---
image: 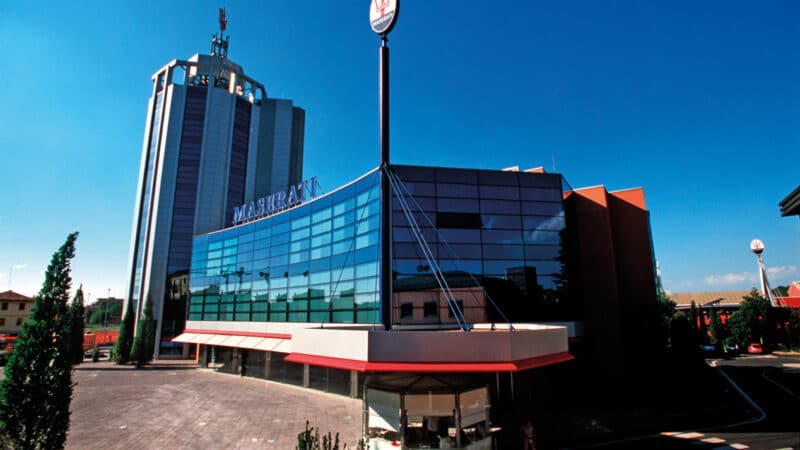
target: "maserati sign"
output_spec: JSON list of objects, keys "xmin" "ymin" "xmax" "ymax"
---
[
  {"xmin": 232, "ymin": 177, "xmax": 319, "ymax": 225},
  {"xmin": 370, "ymin": 0, "xmax": 398, "ymax": 35}
]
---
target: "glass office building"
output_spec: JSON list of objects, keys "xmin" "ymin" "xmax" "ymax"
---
[
  {"xmin": 126, "ymin": 37, "xmax": 306, "ymax": 357},
  {"xmin": 180, "ymin": 164, "xmax": 574, "ymax": 399},
  {"xmin": 188, "ymin": 165, "xmax": 568, "ymax": 329}
]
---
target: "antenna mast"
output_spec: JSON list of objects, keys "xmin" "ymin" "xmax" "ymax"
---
[{"xmin": 211, "ymin": 7, "xmax": 230, "ymax": 58}]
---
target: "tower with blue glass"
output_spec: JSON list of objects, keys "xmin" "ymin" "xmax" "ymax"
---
[{"xmin": 126, "ymin": 15, "xmax": 305, "ymax": 357}]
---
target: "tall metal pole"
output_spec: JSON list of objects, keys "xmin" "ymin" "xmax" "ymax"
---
[
  {"xmin": 379, "ymin": 35, "xmax": 392, "ymax": 330},
  {"xmin": 104, "ymin": 288, "xmax": 111, "ymax": 329}
]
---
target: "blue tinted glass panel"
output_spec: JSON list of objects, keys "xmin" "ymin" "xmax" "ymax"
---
[
  {"xmin": 480, "ymin": 185, "xmax": 520, "ymax": 200},
  {"xmin": 523, "ymin": 230, "xmax": 560, "ymax": 245},
  {"xmin": 520, "ymin": 202, "xmax": 563, "ymax": 216},
  {"xmin": 479, "ymin": 199, "xmax": 520, "ymax": 215},
  {"xmin": 437, "ymin": 198, "xmax": 479, "ymax": 213},
  {"xmin": 523, "ymin": 214, "xmax": 565, "ymax": 231},
  {"xmin": 483, "ymin": 244, "xmax": 524, "ymax": 260},
  {"xmin": 437, "ymin": 183, "xmax": 478, "ymax": 198},
  {"xmin": 482, "ymin": 215, "xmax": 522, "ymax": 230}
]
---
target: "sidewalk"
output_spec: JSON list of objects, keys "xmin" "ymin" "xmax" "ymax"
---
[{"xmin": 67, "ymin": 359, "xmax": 362, "ymax": 449}]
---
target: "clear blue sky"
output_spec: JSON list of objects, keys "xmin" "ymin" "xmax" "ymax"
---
[{"xmin": 1, "ymin": 1, "xmax": 798, "ymax": 302}]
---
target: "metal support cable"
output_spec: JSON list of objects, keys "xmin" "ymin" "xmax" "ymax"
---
[
  {"xmin": 385, "ymin": 167, "xmax": 469, "ymax": 329},
  {"xmin": 385, "ymin": 168, "xmax": 467, "ymax": 329},
  {"xmin": 389, "ymin": 169, "xmax": 514, "ymax": 329},
  {"xmin": 323, "ymin": 171, "xmax": 381, "ymax": 328}
]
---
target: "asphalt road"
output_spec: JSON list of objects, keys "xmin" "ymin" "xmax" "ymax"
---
[{"xmin": 568, "ymin": 354, "xmax": 800, "ymax": 450}]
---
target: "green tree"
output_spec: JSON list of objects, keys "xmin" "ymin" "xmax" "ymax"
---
[
  {"xmin": 66, "ymin": 286, "xmax": 86, "ymax": 365},
  {"xmin": 727, "ymin": 289, "xmax": 772, "ymax": 347},
  {"xmin": 688, "ymin": 301, "xmax": 701, "ymax": 346},
  {"xmin": 773, "ymin": 285, "xmax": 789, "ymax": 297},
  {"xmin": 669, "ymin": 310, "xmax": 695, "ymax": 355},
  {"xmin": 655, "ymin": 292, "xmax": 677, "ymax": 347},
  {"xmin": 112, "ymin": 299, "xmax": 136, "ymax": 364},
  {"xmin": 707, "ymin": 306, "xmax": 726, "ymax": 347},
  {"xmin": 87, "ymin": 301, "xmax": 122, "ymax": 326},
  {"xmin": 0, "ymin": 232, "xmax": 78, "ymax": 449},
  {"xmin": 782, "ymin": 308, "xmax": 800, "ymax": 350},
  {"xmin": 130, "ymin": 294, "xmax": 156, "ymax": 367}
]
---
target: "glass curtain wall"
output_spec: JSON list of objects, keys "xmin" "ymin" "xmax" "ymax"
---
[
  {"xmin": 189, "ymin": 169, "xmax": 382, "ymax": 324},
  {"xmin": 390, "ymin": 166, "xmax": 569, "ymax": 324}
]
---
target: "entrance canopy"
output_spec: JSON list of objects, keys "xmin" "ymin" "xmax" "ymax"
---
[{"xmin": 365, "ymin": 374, "xmax": 495, "ymax": 449}]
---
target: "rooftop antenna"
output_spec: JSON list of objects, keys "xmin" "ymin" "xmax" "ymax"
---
[{"xmin": 210, "ymin": 7, "xmax": 229, "ymax": 58}]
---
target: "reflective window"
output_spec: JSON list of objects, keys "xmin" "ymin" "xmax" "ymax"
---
[
  {"xmin": 437, "ymin": 183, "xmax": 478, "ymax": 198},
  {"xmin": 190, "ymin": 170, "xmax": 381, "ymax": 324},
  {"xmin": 392, "ymin": 165, "xmax": 567, "ymax": 324},
  {"xmin": 480, "ymin": 185, "xmax": 519, "ymax": 200}
]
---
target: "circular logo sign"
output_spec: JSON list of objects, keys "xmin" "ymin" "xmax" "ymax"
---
[
  {"xmin": 370, "ymin": 0, "xmax": 399, "ymax": 35},
  {"xmin": 750, "ymin": 238, "xmax": 765, "ymax": 254}
]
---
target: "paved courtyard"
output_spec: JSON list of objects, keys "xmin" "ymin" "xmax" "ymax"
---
[{"xmin": 67, "ymin": 359, "xmax": 362, "ymax": 450}]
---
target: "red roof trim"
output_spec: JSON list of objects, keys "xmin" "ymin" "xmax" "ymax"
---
[
  {"xmin": 776, "ymin": 297, "xmax": 800, "ymax": 308},
  {"xmin": 182, "ymin": 329, "xmax": 292, "ymax": 340},
  {"xmin": 284, "ymin": 352, "xmax": 574, "ymax": 373}
]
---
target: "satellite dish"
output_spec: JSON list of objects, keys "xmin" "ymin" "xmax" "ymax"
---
[{"xmin": 750, "ymin": 239, "xmax": 765, "ymax": 255}]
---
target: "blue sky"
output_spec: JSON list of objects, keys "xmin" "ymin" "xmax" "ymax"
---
[{"xmin": 1, "ymin": 1, "xmax": 798, "ymax": 302}]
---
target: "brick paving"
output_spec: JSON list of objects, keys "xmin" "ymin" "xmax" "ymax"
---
[{"xmin": 66, "ymin": 359, "xmax": 362, "ymax": 450}]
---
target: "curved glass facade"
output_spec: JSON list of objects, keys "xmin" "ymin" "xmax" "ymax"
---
[
  {"xmin": 189, "ymin": 168, "xmax": 382, "ymax": 324},
  {"xmin": 189, "ymin": 164, "xmax": 570, "ymax": 326}
]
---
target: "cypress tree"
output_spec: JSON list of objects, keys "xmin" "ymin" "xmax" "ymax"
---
[
  {"xmin": 67, "ymin": 286, "xmax": 86, "ymax": 365},
  {"xmin": 0, "ymin": 232, "xmax": 78, "ymax": 449},
  {"xmin": 130, "ymin": 294, "xmax": 156, "ymax": 367},
  {"xmin": 689, "ymin": 301, "xmax": 701, "ymax": 345},
  {"xmin": 112, "ymin": 299, "xmax": 135, "ymax": 364}
]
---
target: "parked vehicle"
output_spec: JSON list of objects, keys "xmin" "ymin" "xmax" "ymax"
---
[
  {"xmin": 0, "ymin": 336, "xmax": 15, "ymax": 365},
  {"xmin": 747, "ymin": 342, "xmax": 764, "ymax": 354},
  {"xmin": 701, "ymin": 344, "xmax": 720, "ymax": 356}
]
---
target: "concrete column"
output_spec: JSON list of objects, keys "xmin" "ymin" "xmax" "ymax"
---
[
  {"xmin": 303, "ymin": 364, "xmax": 310, "ymax": 387},
  {"xmin": 198, "ymin": 345, "xmax": 208, "ymax": 368},
  {"xmin": 350, "ymin": 370, "xmax": 359, "ymax": 398}
]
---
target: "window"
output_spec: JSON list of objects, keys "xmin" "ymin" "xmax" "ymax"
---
[
  {"xmin": 400, "ymin": 303, "xmax": 413, "ymax": 319},
  {"xmin": 0, "ymin": 318, "xmax": 5, "ymax": 326},
  {"xmin": 1, "ymin": 303, "xmax": 7, "ymax": 310},
  {"xmin": 447, "ymin": 300, "xmax": 465, "ymax": 318},
  {"xmin": 19, "ymin": 303, "xmax": 25, "ymax": 311},
  {"xmin": 436, "ymin": 212, "xmax": 483, "ymax": 229},
  {"xmin": 423, "ymin": 301, "xmax": 438, "ymax": 318},
  {"xmin": 16, "ymin": 318, "xmax": 23, "ymax": 326}
]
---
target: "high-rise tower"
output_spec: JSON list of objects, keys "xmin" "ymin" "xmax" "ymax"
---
[{"xmin": 127, "ymin": 17, "xmax": 305, "ymax": 357}]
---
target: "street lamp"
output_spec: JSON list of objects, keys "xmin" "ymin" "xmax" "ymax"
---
[{"xmin": 750, "ymin": 239, "xmax": 777, "ymax": 307}]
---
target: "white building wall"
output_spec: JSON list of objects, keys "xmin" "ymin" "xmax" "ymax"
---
[{"xmin": 145, "ymin": 85, "xmax": 186, "ymax": 356}]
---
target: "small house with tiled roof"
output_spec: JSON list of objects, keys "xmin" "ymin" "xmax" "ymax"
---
[
  {"xmin": 0, "ymin": 290, "xmax": 35, "ymax": 335},
  {"xmin": 670, "ymin": 290, "xmax": 751, "ymax": 309}
]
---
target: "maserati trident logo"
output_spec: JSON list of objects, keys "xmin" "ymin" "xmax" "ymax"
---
[{"xmin": 370, "ymin": 0, "xmax": 398, "ymax": 35}]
